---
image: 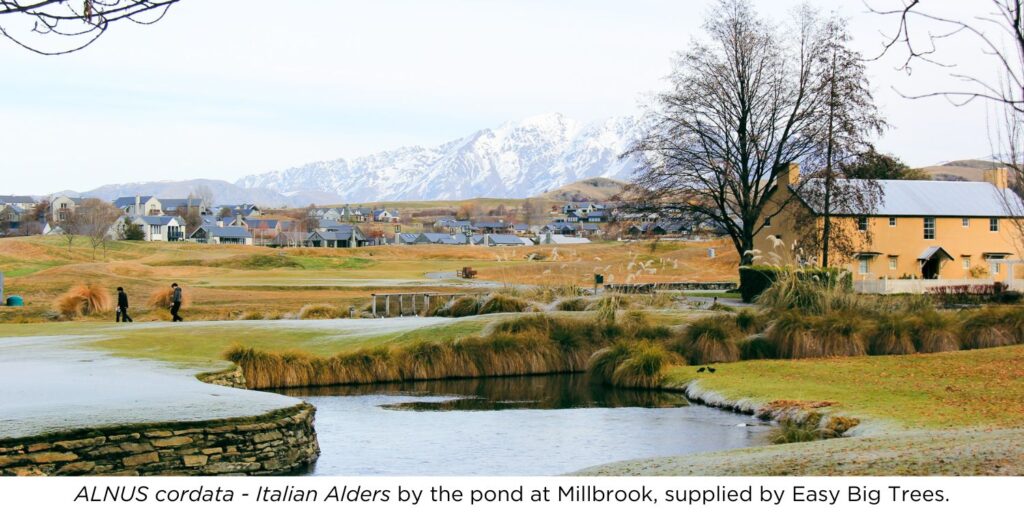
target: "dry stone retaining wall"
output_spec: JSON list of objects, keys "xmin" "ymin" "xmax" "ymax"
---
[{"xmin": 0, "ymin": 404, "xmax": 318, "ymax": 476}]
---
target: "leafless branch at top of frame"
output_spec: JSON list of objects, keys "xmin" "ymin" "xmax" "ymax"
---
[{"xmin": 0, "ymin": 0, "xmax": 180, "ymax": 55}]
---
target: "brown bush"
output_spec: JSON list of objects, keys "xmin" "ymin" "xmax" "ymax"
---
[{"xmin": 148, "ymin": 287, "xmax": 190, "ymax": 309}]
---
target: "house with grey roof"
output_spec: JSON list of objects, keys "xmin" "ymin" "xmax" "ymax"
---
[
  {"xmin": 305, "ymin": 225, "xmax": 368, "ymax": 248},
  {"xmin": 189, "ymin": 225, "xmax": 253, "ymax": 245},
  {"xmin": 131, "ymin": 215, "xmax": 187, "ymax": 242}
]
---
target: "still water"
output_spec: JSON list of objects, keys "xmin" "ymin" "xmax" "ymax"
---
[{"xmin": 278, "ymin": 373, "xmax": 771, "ymax": 476}]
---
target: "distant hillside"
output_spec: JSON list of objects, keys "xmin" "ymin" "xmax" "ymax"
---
[
  {"xmin": 541, "ymin": 177, "xmax": 627, "ymax": 202},
  {"xmin": 919, "ymin": 159, "xmax": 1002, "ymax": 182}
]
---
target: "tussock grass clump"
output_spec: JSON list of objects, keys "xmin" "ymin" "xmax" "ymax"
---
[
  {"xmin": 960, "ymin": 309, "xmax": 1014, "ymax": 350},
  {"xmin": 591, "ymin": 294, "xmax": 625, "ymax": 325},
  {"xmin": 766, "ymin": 312, "xmax": 820, "ymax": 359},
  {"xmin": 239, "ymin": 310, "xmax": 265, "ymax": 321},
  {"xmin": 148, "ymin": 287, "xmax": 189, "ymax": 309},
  {"xmin": 620, "ymin": 311, "xmax": 673, "ymax": 341},
  {"xmin": 734, "ymin": 309, "xmax": 768, "ymax": 334},
  {"xmin": 610, "ymin": 342, "xmax": 681, "ymax": 388},
  {"xmin": 587, "ymin": 341, "xmax": 634, "ymax": 384},
  {"xmin": 737, "ymin": 334, "xmax": 777, "ymax": 360},
  {"xmin": 478, "ymin": 294, "xmax": 532, "ymax": 315},
  {"xmin": 556, "ymin": 297, "xmax": 590, "ymax": 312},
  {"xmin": 678, "ymin": 315, "xmax": 740, "ymax": 365},
  {"xmin": 770, "ymin": 419, "xmax": 825, "ymax": 444},
  {"xmin": 707, "ymin": 302, "xmax": 736, "ymax": 312},
  {"xmin": 812, "ymin": 315, "xmax": 867, "ymax": 357},
  {"xmin": 55, "ymin": 283, "xmax": 112, "ymax": 318},
  {"xmin": 910, "ymin": 311, "xmax": 960, "ymax": 353},
  {"xmin": 869, "ymin": 314, "xmax": 917, "ymax": 356},
  {"xmin": 996, "ymin": 308, "xmax": 1024, "ymax": 345},
  {"xmin": 227, "ymin": 314, "xmax": 616, "ymax": 389},
  {"xmin": 435, "ymin": 296, "xmax": 481, "ymax": 317},
  {"xmin": 299, "ymin": 303, "xmax": 341, "ymax": 319}
]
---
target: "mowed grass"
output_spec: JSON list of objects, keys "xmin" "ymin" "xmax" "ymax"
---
[{"xmin": 665, "ymin": 345, "xmax": 1024, "ymax": 429}]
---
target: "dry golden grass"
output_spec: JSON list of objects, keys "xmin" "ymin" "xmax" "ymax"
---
[
  {"xmin": 54, "ymin": 284, "xmax": 112, "ymax": 318},
  {"xmin": 147, "ymin": 286, "xmax": 190, "ymax": 309}
]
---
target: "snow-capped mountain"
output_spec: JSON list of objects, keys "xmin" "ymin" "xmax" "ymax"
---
[{"xmin": 236, "ymin": 113, "xmax": 644, "ymax": 202}]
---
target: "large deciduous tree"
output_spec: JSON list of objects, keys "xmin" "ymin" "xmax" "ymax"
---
[{"xmin": 627, "ymin": 0, "xmax": 883, "ymax": 265}]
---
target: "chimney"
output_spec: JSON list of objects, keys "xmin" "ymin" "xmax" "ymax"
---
[
  {"xmin": 484, "ymin": 233, "xmax": 491, "ymax": 246},
  {"xmin": 134, "ymin": 195, "xmax": 141, "ymax": 215},
  {"xmin": 777, "ymin": 163, "xmax": 800, "ymax": 189},
  {"xmin": 984, "ymin": 167, "xmax": 1009, "ymax": 189}
]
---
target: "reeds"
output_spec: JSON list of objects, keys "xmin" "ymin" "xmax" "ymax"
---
[
  {"xmin": 812, "ymin": 315, "xmax": 868, "ymax": 357},
  {"xmin": 736, "ymin": 334, "xmax": 777, "ymax": 360},
  {"xmin": 55, "ymin": 283, "xmax": 112, "ymax": 318},
  {"xmin": 734, "ymin": 309, "xmax": 768, "ymax": 334}
]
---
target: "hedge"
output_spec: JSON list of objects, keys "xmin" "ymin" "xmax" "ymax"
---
[{"xmin": 739, "ymin": 265, "xmax": 852, "ymax": 303}]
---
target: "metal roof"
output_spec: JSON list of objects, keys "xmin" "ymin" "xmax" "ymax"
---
[
  {"xmin": 207, "ymin": 226, "xmax": 251, "ymax": 238},
  {"xmin": 135, "ymin": 215, "xmax": 181, "ymax": 226},
  {"xmin": 917, "ymin": 246, "xmax": 953, "ymax": 261},
  {"xmin": 794, "ymin": 179, "xmax": 1024, "ymax": 217}
]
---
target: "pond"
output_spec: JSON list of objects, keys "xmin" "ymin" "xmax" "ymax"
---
[{"xmin": 277, "ymin": 373, "xmax": 771, "ymax": 476}]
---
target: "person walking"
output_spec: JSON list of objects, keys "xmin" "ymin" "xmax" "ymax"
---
[
  {"xmin": 170, "ymin": 283, "xmax": 184, "ymax": 322},
  {"xmin": 116, "ymin": 287, "xmax": 133, "ymax": 323}
]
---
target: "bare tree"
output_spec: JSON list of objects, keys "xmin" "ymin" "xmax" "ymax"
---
[
  {"xmin": 873, "ymin": 1, "xmax": 1024, "ymax": 249},
  {"xmin": 58, "ymin": 205, "xmax": 83, "ymax": 253},
  {"xmin": 626, "ymin": 0, "xmax": 829, "ymax": 264},
  {"xmin": 192, "ymin": 184, "xmax": 215, "ymax": 213},
  {"xmin": 797, "ymin": 14, "xmax": 886, "ymax": 267},
  {"xmin": 79, "ymin": 198, "xmax": 122, "ymax": 259},
  {"xmin": 0, "ymin": 1, "xmax": 179, "ymax": 55},
  {"xmin": 521, "ymin": 198, "xmax": 547, "ymax": 225}
]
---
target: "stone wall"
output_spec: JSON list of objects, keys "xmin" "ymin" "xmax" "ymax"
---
[
  {"xmin": 196, "ymin": 365, "xmax": 248, "ymax": 389},
  {"xmin": 0, "ymin": 404, "xmax": 318, "ymax": 476}
]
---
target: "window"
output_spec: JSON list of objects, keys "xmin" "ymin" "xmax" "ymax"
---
[
  {"xmin": 962, "ymin": 218, "xmax": 970, "ymax": 228},
  {"xmin": 858, "ymin": 257, "xmax": 871, "ymax": 275},
  {"xmin": 989, "ymin": 255, "xmax": 1005, "ymax": 276},
  {"xmin": 150, "ymin": 225, "xmax": 161, "ymax": 236},
  {"xmin": 888, "ymin": 256, "xmax": 898, "ymax": 270},
  {"xmin": 857, "ymin": 217, "xmax": 868, "ymax": 231},
  {"xmin": 763, "ymin": 216, "xmax": 772, "ymax": 227},
  {"xmin": 923, "ymin": 217, "xmax": 935, "ymax": 240},
  {"xmin": 889, "ymin": 217, "xmax": 897, "ymax": 227},
  {"xmin": 991, "ymin": 218, "xmax": 1000, "ymax": 232},
  {"xmin": 963, "ymin": 256, "xmax": 971, "ymax": 270}
]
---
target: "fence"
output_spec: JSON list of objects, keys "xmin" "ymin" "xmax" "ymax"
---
[{"xmin": 854, "ymin": 278, "xmax": 1024, "ymax": 295}]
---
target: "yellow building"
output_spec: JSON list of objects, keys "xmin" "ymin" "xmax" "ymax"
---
[{"xmin": 755, "ymin": 164, "xmax": 1023, "ymax": 281}]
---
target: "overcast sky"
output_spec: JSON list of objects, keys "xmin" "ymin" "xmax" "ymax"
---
[{"xmin": 0, "ymin": 0, "xmax": 1002, "ymax": 194}]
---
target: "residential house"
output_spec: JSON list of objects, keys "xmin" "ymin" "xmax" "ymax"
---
[
  {"xmin": 372, "ymin": 208, "xmax": 399, "ymax": 223},
  {"xmin": 755, "ymin": 163, "xmax": 1024, "ymax": 281},
  {"xmin": 0, "ymin": 204, "xmax": 25, "ymax": 233},
  {"xmin": 305, "ymin": 225, "xmax": 368, "ymax": 248},
  {"xmin": 543, "ymin": 221, "xmax": 578, "ymax": 235},
  {"xmin": 271, "ymin": 231, "xmax": 307, "ymax": 248},
  {"xmin": 132, "ymin": 216, "xmax": 187, "ymax": 242},
  {"xmin": 0, "ymin": 195, "xmax": 37, "ymax": 210},
  {"xmin": 434, "ymin": 218, "xmax": 473, "ymax": 233},
  {"xmin": 217, "ymin": 204, "xmax": 261, "ymax": 218},
  {"xmin": 49, "ymin": 195, "xmax": 86, "ymax": 222},
  {"xmin": 189, "ymin": 225, "xmax": 254, "ymax": 245},
  {"xmin": 539, "ymin": 233, "xmax": 592, "ymax": 245},
  {"xmin": 472, "ymin": 220, "xmax": 510, "ymax": 234}
]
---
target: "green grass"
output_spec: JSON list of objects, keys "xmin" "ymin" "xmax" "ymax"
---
[{"xmin": 664, "ymin": 345, "xmax": 1024, "ymax": 429}]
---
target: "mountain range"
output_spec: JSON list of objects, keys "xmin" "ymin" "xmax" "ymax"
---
[
  {"xmin": 48, "ymin": 113, "xmax": 644, "ymax": 206},
  {"xmin": 236, "ymin": 113, "xmax": 643, "ymax": 203}
]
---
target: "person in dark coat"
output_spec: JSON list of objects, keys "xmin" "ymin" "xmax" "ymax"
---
[
  {"xmin": 170, "ymin": 283, "xmax": 183, "ymax": 322},
  {"xmin": 116, "ymin": 287, "xmax": 133, "ymax": 323}
]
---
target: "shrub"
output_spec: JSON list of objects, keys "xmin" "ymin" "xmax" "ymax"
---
[
  {"xmin": 960, "ymin": 309, "xmax": 1014, "ymax": 350},
  {"xmin": 478, "ymin": 294, "xmax": 531, "ymax": 315},
  {"xmin": 239, "ymin": 310, "xmax": 265, "ymax": 321},
  {"xmin": 910, "ymin": 311, "xmax": 960, "ymax": 353},
  {"xmin": 299, "ymin": 304, "xmax": 340, "ymax": 319},
  {"xmin": 996, "ymin": 308, "xmax": 1024, "ymax": 345},
  {"xmin": 620, "ymin": 311, "xmax": 673, "ymax": 341},
  {"xmin": 435, "ymin": 296, "xmax": 481, "ymax": 317},
  {"xmin": 739, "ymin": 265, "xmax": 851, "ymax": 304},
  {"xmin": 812, "ymin": 315, "xmax": 867, "ymax": 357},
  {"xmin": 737, "ymin": 334, "xmax": 777, "ymax": 360},
  {"xmin": 766, "ymin": 312, "xmax": 820, "ymax": 359},
  {"xmin": 770, "ymin": 419, "xmax": 823, "ymax": 444},
  {"xmin": 869, "ymin": 314, "xmax": 916, "ymax": 355},
  {"xmin": 55, "ymin": 283, "xmax": 113, "ymax": 318},
  {"xmin": 678, "ymin": 315, "xmax": 740, "ymax": 365}
]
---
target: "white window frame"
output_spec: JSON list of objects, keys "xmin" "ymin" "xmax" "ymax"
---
[
  {"xmin": 888, "ymin": 217, "xmax": 897, "ymax": 227},
  {"xmin": 962, "ymin": 256, "xmax": 971, "ymax": 270},
  {"xmin": 924, "ymin": 217, "xmax": 936, "ymax": 240},
  {"xmin": 990, "ymin": 218, "xmax": 1000, "ymax": 232},
  {"xmin": 888, "ymin": 256, "xmax": 898, "ymax": 270},
  {"xmin": 962, "ymin": 217, "xmax": 970, "ymax": 228}
]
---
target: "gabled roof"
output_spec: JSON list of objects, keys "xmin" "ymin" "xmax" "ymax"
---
[
  {"xmin": 421, "ymin": 233, "xmax": 458, "ymax": 244},
  {"xmin": 135, "ymin": 215, "xmax": 182, "ymax": 226},
  {"xmin": 793, "ymin": 179, "xmax": 1024, "ymax": 217},
  {"xmin": 0, "ymin": 195, "xmax": 35, "ymax": 204},
  {"xmin": 113, "ymin": 196, "xmax": 153, "ymax": 208},
  {"xmin": 309, "ymin": 226, "xmax": 365, "ymax": 241},
  {"xmin": 485, "ymin": 234, "xmax": 527, "ymax": 245},
  {"xmin": 159, "ymin": 198, "xmax": 203, "ymax": 211},
  {"xmin": 397, "ymin": 233, "xmax": 421, "ymax": 244},
  {"xmin": 205, "ymin": 226, "xmax": 252, "ymax": 239}
]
